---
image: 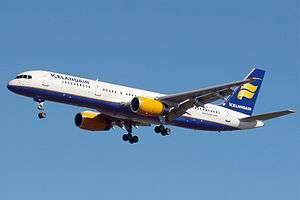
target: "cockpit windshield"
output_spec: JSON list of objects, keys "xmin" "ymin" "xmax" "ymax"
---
[{"xmin": 15, "ymin": 75, "xmax": 32, "ymax": 79}]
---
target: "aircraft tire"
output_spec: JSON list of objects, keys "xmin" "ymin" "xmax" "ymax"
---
[
  {"xmin": 129, "ymin": 135, "xmax": 139, "ymax": 144},
  {"xmin": 38, "ymin": 112, "xmax": 46, "ymax": 119},
  {"xmin": 122, "ymin": 134, "xmax": 130, "ymax": 141},
  {"xmin": 154, "ymin": 126, "xmax": 161, "ymax": 133}
]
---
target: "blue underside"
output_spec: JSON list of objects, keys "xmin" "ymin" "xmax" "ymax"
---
[{"xmin": 8, "ymin": 85, "xmax": 238, "ymax": 131}]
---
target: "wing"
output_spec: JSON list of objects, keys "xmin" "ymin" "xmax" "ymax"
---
[
  {"xmin": 96, "ymin": 112, "xmax": 151, "ymax": 127},
  {"xmin": 158, "ymin": 78, "xmax": 256, "ymax": 122},
  {"xmin": 159, "ymin": 78, "xmax": 255, "ymax": 104}
]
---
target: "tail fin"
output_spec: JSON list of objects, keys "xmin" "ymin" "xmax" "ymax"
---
[{"xmin": 221, "ymin": 68, "xmax": 265, "ymax": 116}]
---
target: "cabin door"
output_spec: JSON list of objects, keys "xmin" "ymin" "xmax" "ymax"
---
[
  {"xmin": 95, "ymin": 82, "xmax": 102, "ymax": 96},
  {"xmin": 225, "ymin": 111, "xmax": 231, "ymax": 124},
  {"xmin": 42, "ymin": 75, "xmax": 49, "ymax": 87}
]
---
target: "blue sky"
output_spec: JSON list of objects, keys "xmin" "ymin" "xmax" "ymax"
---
[{"xmin": 0, "ymin": 0, "xmax": 299, "ymax": 199}]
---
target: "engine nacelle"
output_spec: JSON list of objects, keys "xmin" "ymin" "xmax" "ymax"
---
[
  {"xmin": 130, "ymin": 96, "xmax": 167, "ymax": 116},
  {"xmin": 74, "ymin": 111, "xmax": 112, "ymax": 131}
]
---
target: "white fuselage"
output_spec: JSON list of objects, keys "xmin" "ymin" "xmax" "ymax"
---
[{"xmin": 7, "ymin": 70, "xmax": 264, "ymax": 131}]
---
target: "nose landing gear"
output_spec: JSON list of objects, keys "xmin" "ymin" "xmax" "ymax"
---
[{"xmin": 36, "ymin": 100, "xmax": 46, "ymax": 119}]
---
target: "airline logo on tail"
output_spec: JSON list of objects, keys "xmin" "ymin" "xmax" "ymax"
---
[{"xmin": 237, "ymin": 83, "xmax": 258, "ymax": 100}]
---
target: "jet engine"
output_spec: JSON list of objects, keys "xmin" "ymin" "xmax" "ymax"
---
[
  {"xmin": 130, "ymin": 97, "xmax": 168, "ymax": 116},
  {"xmin": 74, "ymin": 111, "xmax": 112, "ymax": 131}
]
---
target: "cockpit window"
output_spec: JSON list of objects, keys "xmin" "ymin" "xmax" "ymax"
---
[{"xmin": 15, "ymin": 75, "xmax": 32, "ymax": 79}]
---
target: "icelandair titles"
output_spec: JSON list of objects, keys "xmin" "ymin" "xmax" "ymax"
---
[
  {"xmin": 50, "ymin": 73, "xmax": 90, "ymax": 84},
  {"xmin": 229, "ymin": 102, "xmax": 252, "ymax": 111}
]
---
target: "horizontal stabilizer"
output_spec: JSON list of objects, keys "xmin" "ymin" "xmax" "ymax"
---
[{"xmin": 240, "ymin": 110, "xmax": 295, "ymax": 122}]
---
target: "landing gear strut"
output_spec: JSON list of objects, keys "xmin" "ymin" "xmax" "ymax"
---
[
  {"xmin": 36, "ymin": 100, "xmax": 46, "ymax": 119},
  {"xmin": 154, "ymin": 125, "xmax": 171, "ymax": 136},
  {"xmin": 122, "ymin": 122, "xmax": 139, "ymax": 144}
]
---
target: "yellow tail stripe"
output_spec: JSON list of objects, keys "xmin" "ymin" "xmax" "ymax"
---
[
  {"xmin": 237, "ymin": 90, "xmax": 255, "ymax": 100},
  {"xmin": 241, "ymin": 83, "xmax": 257, "ymax": 93}
]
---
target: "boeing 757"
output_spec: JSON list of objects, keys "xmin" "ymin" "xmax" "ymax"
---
[{"xmin": 7, "ymin": 68, "xmax": 295, "ymax": 144}]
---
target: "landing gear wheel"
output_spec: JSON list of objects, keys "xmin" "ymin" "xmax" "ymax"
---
[
  {"xmin": 154, "ymin": 126, "xmax": 161, "ymax": 133},
  {"xmin": 161, "ymin": 128, "xmax": 171, "ymax": 136},
  {"xmin": 129, "ymin": 139, "xmax": 135, "ymax": 144},
  {"xmin": 161, "ymin": 129, "xmax": 168, "ymax": 136},
  {"xmin": 165, "ymin": 128, "xmax": 171, "ymax": 134},
  {"xmin": 129, "ymin": 136, "xmax": 139, "ymax": 144},
  {"xmin": 122, "ymin": 134, "xmax": 131, "ymax": 141},
  {"xmin": 154, "ymin": 125, "xmax": 171, "ymax": 136},
  {"xmin": 132, "ymin": 136, "xmax": 139, "ymax": 143},
  {"xmin": 154, "ymin": 125, "xmax": 164, "ymax": 133},
  {"xmin": 122, "ymin": 133, "xmax": 139, "ymax": 144},
  {"xmin": 122, "ymin": 122, "xmax": 139, "ymax": 144},
  {"xmin": 38, "ymin": 112, "xmax": 46, "ymax": 119}
]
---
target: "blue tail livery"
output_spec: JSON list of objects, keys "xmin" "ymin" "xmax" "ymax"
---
[{"xmin": 222, "ymin": 68, "xmax": 265, "ymax": 116}]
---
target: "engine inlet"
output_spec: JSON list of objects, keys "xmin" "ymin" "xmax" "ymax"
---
[
  {"xmin": 74, "ymin": 113, "xmax": 83, "ymax": 127},
  {"xmin": 131, "ymin": 97, "xmax": 140, "ymax": 112}
]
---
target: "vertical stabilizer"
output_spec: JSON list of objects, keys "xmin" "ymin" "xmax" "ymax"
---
[{"xmin": 221, "ymin": 68, "xmax": 265, "ymax": 116}]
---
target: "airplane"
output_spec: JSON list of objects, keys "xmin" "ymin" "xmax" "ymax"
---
[{"xmin": 7, "ymin": 68, "xmax": 295, "ymax": 144}]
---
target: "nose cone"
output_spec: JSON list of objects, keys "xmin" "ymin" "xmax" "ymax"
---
[
  {"xmin": 7, "ymin": 80, "xmax": 18, "ymax": 93},
  {"xmin": 7, "ymin": 80, "xmax": 13, "ymax": 91}
]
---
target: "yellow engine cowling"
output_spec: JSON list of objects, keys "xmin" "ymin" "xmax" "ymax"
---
[
  {"xmin": 130, "ymin": 97, "xmax": 167, "ymax": 116},
  {"xmin": 74, "ymin": 111, "xmax": 112, "ymax": 131}
]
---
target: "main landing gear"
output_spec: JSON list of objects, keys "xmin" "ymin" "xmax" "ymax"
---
[
  {"xmin": 122, "ymin": 122, "xmax": 139, "ymax": 144},
  {"xmin": 122, "ymin": 134, "xmax": 139, "ymax": 144},
  {"xmin": 36, "ymin": 100, "xmax": 46, "ymax": 119},
  {"xmin": 154, "ymin": 125, "xmax": 171, "ymax": 136}
]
